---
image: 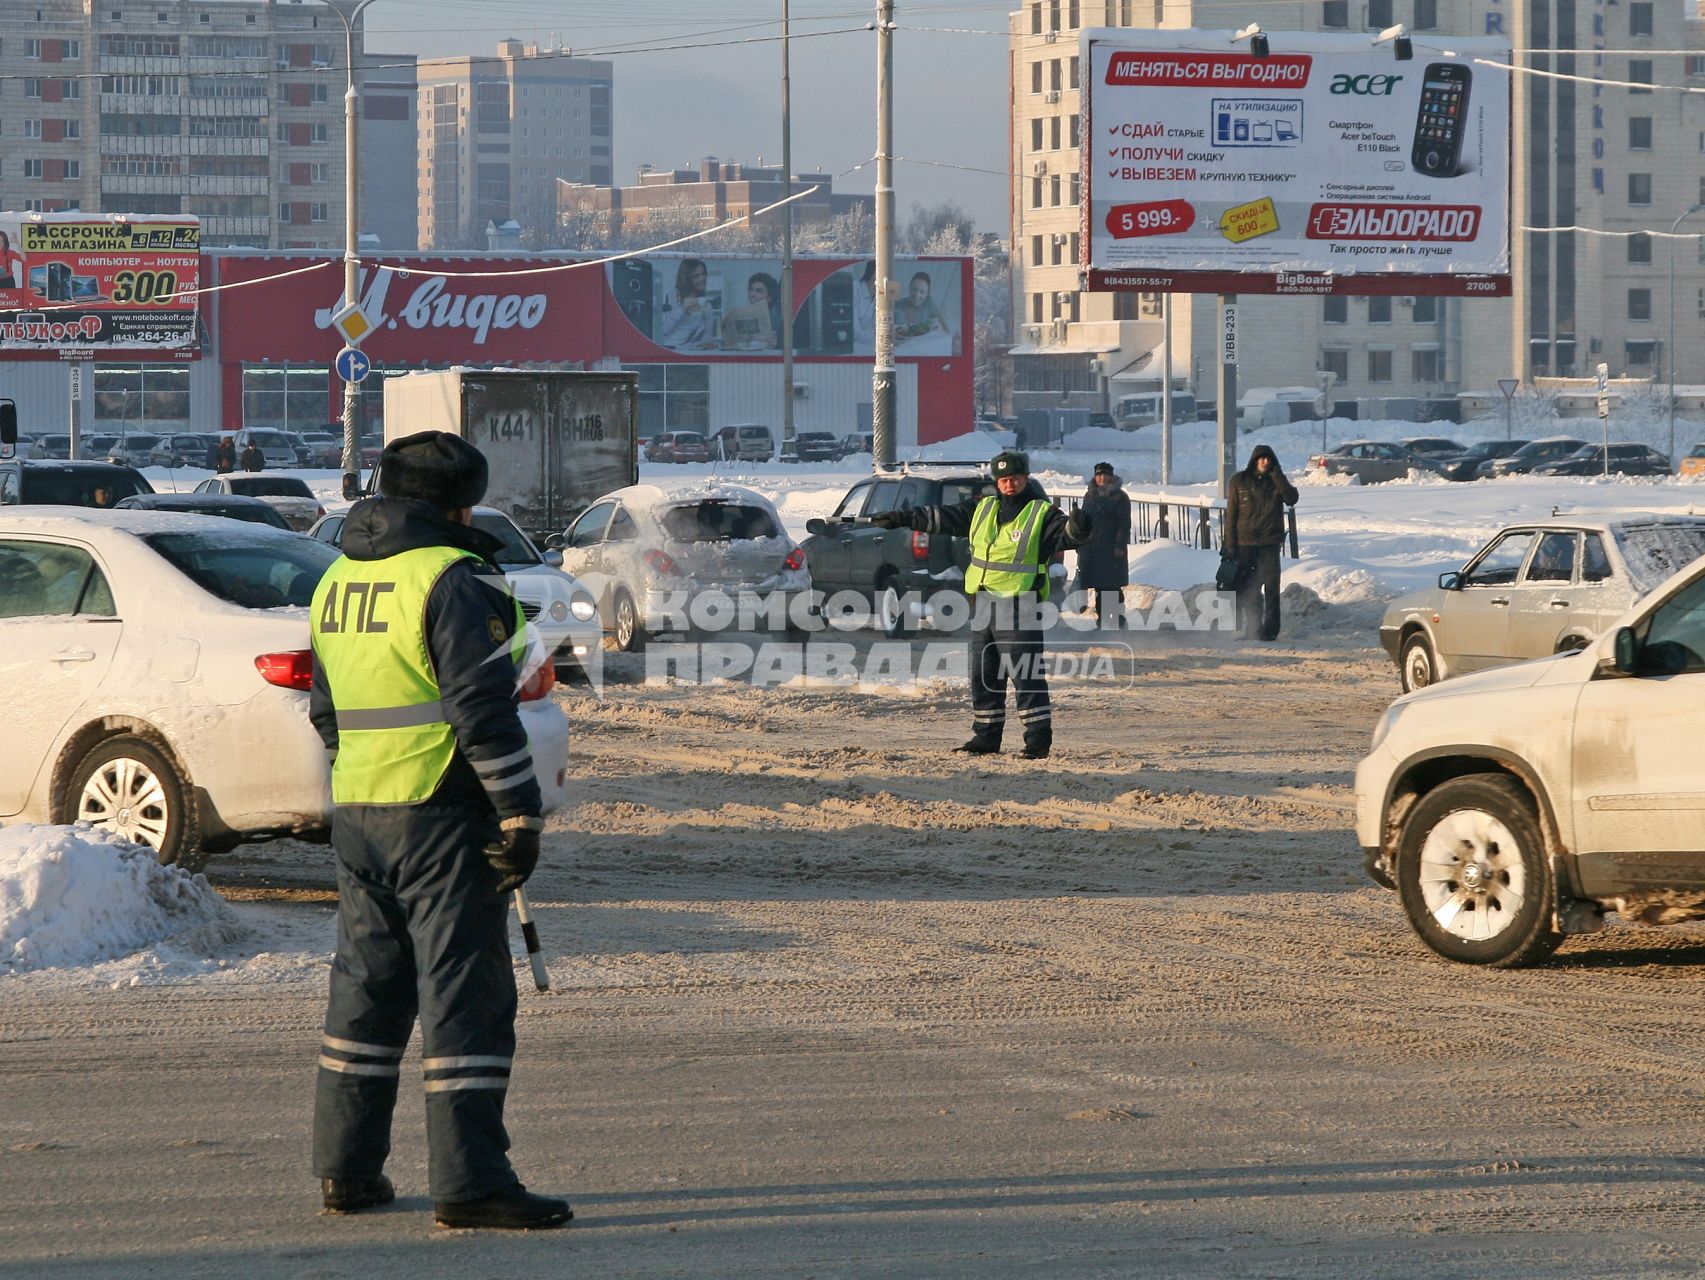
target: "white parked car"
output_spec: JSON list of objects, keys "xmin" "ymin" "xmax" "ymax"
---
[
  {"xmin": 552, "ymin": 482, "xmax": 812, "ymax": 651},
  {"xmin": 1359, "ymin": 548, "xmax": 1705, "ymax": 966},
  {"xmin": 194, "ymin": 474, "xmax": 325, "ymax": 531},
  {"xmin": 309, "ymin": 505, "xmax": 602, "ymax": 680},
  {"xmin": 1380, "ymin": 514, "xmax": 1705, "ymax": 692},
  {"xmin": 0, "ymin": 509, "xmax": 569, "ymax": 871}
]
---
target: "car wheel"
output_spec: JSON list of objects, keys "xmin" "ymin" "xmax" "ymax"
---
[
  {"xmin": 1396, "ymin": 773, "xmax": 1562, "ymax": 967},
  {"xmin": 66, "ymin": 734, "xmax": 205, "ymax": 873},
  {"xmin": 877, "ymin": 579, "xmax": 913, "ymax": 638},
  {"xmin": 613, "ymin": 590, "xmax": 645, "ymax": 652},
  {"xmin": 1399, "ymin": 632, "xmax": 1436, "ymax": 692}
]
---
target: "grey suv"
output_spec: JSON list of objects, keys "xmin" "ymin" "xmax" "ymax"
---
[{"xmin": 801, "ymin": 469, "xmax": 996, "ymax": 635}]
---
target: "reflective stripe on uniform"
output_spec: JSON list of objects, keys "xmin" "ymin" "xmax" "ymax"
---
[
  {"xmin": 318, "ymin": 1055, "xmax": 402, "ymax": 1077},
  {"xmin": 964, "ymin": 498, "xmax": 1051, "ymax": 600},
  {"xmin": 322, "ymin": 1035, "xmax": 406, "ymax": 1058},
  {"xmin": 470, "ymin": 746, "xmax": 531, "ymax": 777},
  {"xmin": 422, "ymin": 1054, "xmax": 513, "ymax": 1071},
  {"xmin": 334, "ymin": 700, "xmax": 447, "ymax": 731},
  {"xmin": 423, "ymin": 1076, "xmax": 509, "ymax": 1093}
]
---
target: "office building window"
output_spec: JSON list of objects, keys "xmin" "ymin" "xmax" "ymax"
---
[
  {"xmin": 1629, "ymin": 172, "xmax": 1652, "ymax": 204},
  {"xmin": 1048, "ymin": 0, "xmax": 1059, "ymax": 31},
  {"xmin": 1323, "ymin": 296, "xmax": 1347, "ymax": 323},
  {"xmin": 1050, "ymin": 174, "xmax": 1061, "ymax": 206},
  {"xmin": 1031, "ymin": 234, "xmax": 1043, "ymax": 265},
  {"xmin": 1629, "ymin": 117, "xmax": 1652, "ymax": 149},
  {"xmin": 1414, "ymin": 0, "xmax": 1437, "ymax": 29},
  {"xmin": 1322, "ymin": 0, "xmax": 1348, "ymax": 26},
  {"xmin": 1031, "ymin": 118, "xmax": 1043, "ymax": 151},
  {"xmin": 1367, "ymin": 296, "xmax": 1392, "ymax": 323},
  {"xmin": 1032, "ymin": 293, "xmax": 1043, "ymax": 324},
  {"xmin": 1367, "ymin": 349, "xmax": 1393, "ymax": 382},
  {"xmin": 1698, "ymin": 288, "xmax": 1705, "ymax": 319},
  {"xmin": 1412, "ymin": 295, "xmax": 1439, "ymax": 323},
  {"xmin": 1067, "ymin": 0, "xmax": 1078, "ymax": 26},
  {"xmin": 1629, "ymin": 232, "xmax": 1652, "ymax": 264},
  {"xmin": 1050, "ymin": 59, "xmax": 1062, "ymax": 91},
  {"xmin": 1069, "ymin": 114, "xmax": 1080, "ymax": 147},
  {"xmin": 1412, "ymin": 347, "xmax": 1442, "ymax": 382},
  {"xmin": 1630, "ymin": 2, "xmax": 1653, "ymax": 36},
  {"xmin": 1051, "ymin": 236, "xmax": 1062, "ymax": 266},
  {"xmin": 1069, "ymin": 56, "xmax": 1079, "ymax": 88},
  {"xmin": 94, "ymin": 364, "xmax": 189, "ymax": 428},
  {"xmin": 1069, "ymin": 173, "xmax": 1080, "ymax": 205},
  {"xmin": 1367, "ymin": 0, "xmax": 1392, "ymax": 27},
  {"xmin": 1321, "ymin": 348, "xmax": 1349, "ymax": 382},
  {"xmin": 1629, "ymin": 59, "xmax": 1653, "ymax": 93},
  {"xmin": 1030, "ymin": 2, "xmax": 1041, "ymax": 34},
  {"xmin": 1031, "ymin": 62, "xmax": 1042, "ymax": 93},
  {"xmin": 1050, "ymin": 116, "xmax": 1061, "ymax": 149},
  {"xmin": 1626, "ymin": 339, "xmax": 1658, "ymax": 367},
  {"xmin": 1031, "ymin": 177, "xmax": 1042, "ymax": 208},
  {"xmin": 1628, "ymin": 287, "xmax": 1651, "ymax": 321}
]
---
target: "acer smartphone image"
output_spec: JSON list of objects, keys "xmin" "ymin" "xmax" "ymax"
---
[
  {"xmin": 612, "ymin": 258, "xmax": 654, "ymax": 338},
  {"xmin": 819, "ymin": 270, "xmax": 854, "ymax": 354},
  {"xmin": 1411, "ymin": 63, "xmax": 1471, "ymax": 177}
]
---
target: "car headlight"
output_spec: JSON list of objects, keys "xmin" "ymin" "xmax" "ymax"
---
[
  {"xmin": 1370, "ymin": 704, "xmax": 1400, "ymax": 752},
  {"xmin": 569, "ymin": 592, "xmax": 598, "ymax": 622}
]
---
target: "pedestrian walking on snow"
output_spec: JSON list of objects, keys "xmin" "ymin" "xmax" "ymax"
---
[
  {"xmin": 1224, "ymin": 443, "xmax": 1298, "ymax": 642},
  {"xmin": 1075, "ymin": 462, "xmax": 1131, "ymax": 624}
]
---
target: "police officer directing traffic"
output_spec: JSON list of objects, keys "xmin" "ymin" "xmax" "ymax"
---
[
  {"xmin": 308, "ymin": 430, "xmax": 570, "ymax": 1231},
  {"xmin": 871, "ymin": 450, "xmax": 1089, "ymax": 758}
]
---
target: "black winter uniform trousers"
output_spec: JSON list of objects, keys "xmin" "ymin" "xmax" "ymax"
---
[
  {"xmin": 969, "ymin": 604, "xmax": 1052, "ymax": 747},
  {"xmin": 312, "ymin": 802, "xmax": 520, "ymax": 1204},
  {"xmin": 1236, "ymin": 544, "xmax": 1283, "ymax": 640}
]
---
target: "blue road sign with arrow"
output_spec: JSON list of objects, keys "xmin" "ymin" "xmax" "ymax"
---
[{"xmin": 335, "ymin": 346, "xmax": 372, "ymax": 384}]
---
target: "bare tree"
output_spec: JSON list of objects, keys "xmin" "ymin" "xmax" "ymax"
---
[{"xmin": 902, "ymin": 200, "xmax": 973, "ymax": 254}]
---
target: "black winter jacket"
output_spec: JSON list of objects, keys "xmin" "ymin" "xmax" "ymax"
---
[
  {"xmin": 309, "ymin": 497, "xmax": 543, "ymax": 819},
  {"xmin": 1225, "ymin": 446, "xmax": 1298, "ymax": 551},
  {"xmin": 904, "ymin": 478, "xmax": 1087, "ymax": 595},
  {"xmin": 1076, "ymin": 477, "xmax": 1131, "ymax": 590}
]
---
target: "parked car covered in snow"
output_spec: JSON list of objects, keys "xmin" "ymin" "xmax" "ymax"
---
[
  {"xmin": 1379, "ymin": 514, "xmax": 1705, "ymax": 692},
  {"xmin": 645, "ymin": 431, "xmax": 711, "ymax": 464},
  {"xmin": 0, "ymin": 508, "xmax": 570, "ymax": 871},
  {"xmin": 115, "ymin": 492, "xmax": 293, "ymax": 530},
  {"xmin": 1305, "ymin": 440, "xmax": 1443, "ymax": 485},
  {"xmin": 551, "ymin": 482, "xmax": 811, "ymax": 651},
  {"xmin": 1483, "ymin": 436, "xmax": 1589, "ymax": 477},
  {"xmin": 194, "ymin": 474, "xmax": 324, "ymax": 530},
  {"xmin": 1430, "ymin": 438, "xmax": 1530, "ymax": 481},
  {"xmin": 1530, "ymin": 443, "xmax": 1671, "ymax": 478}
]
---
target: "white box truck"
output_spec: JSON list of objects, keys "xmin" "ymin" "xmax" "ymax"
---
[{"xmin": 380, "ymin": 369, "xmax": 639, "ymax": 538}]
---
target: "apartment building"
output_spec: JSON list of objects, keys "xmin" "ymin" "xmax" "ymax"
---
[
  {"xmin": 417, "ymin": 40, "xmax": 613, "ymax": 250},
  {"xmin": 361, "ymin": 49, "xmax": 416, "ymax": 250},
  {"xmin": 0, "ymin": 0, "xmax": 352, "ymax": 249},
  {"xmin": 1010, "ymin": 0, "xmax": 1705, "ymax": 418},
  {"xmin": 559, "ymin": 158, "xmax": 873, "ymax": 240}
]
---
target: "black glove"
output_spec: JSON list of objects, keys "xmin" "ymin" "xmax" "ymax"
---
[
  {"xmin": 1067, "ymin": 509, "xmax": 1092, "ymax": 541},
  {"xmin": 487, "ymin": 826, "xmax": 540, "ymax": 894},
  {"xmin": 867, "ymin": 510, "xmax": 911, "ymax": 530}
]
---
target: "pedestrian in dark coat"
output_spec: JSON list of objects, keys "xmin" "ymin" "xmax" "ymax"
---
[
  {"xmin": 239, "ymin": 441, "xmax": 265, "ymax": 472},
  {"xmin": 1224, "ymin": 443, "xmax": 1299, "ymax": 641},
  {"xmin": 213, "ymin": 436, "xmax": 236, "ymax": 474},
  {"xmin": 1076, "ymin": 461, "xmax": 1131, "ymax": 624}
]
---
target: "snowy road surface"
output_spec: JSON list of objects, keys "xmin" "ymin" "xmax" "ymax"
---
[{"xmin": 8, "ymin": 626, "xmax": 1705, "ymax": 1277}]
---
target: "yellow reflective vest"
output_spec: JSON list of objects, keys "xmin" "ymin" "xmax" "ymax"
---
[
  {"xmin": 963, "ymin": 496, "xmax": 1051, "ymax": 600},
  {"xmin": 311, "ymin": 545, "xmax": 523, "ymax": 805}
]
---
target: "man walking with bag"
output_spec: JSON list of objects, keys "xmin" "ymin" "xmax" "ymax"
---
[
  {"xmin": 309, "ymin": 430, "xmax": 569, "ymax": 1230},
  {"xmin": 1224, "ymin": 443, "xmax": 1298, "ymax": 641}
]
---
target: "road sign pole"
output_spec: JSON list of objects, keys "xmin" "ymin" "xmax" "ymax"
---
[
  {"xmin": 1217, "ymin": 295, "xmax": 1237, "ymax": 498},
  {"xmin": 1597, "ymin": 362, "xmax": 1610, "ymax": 479},
  {"xmin": 1497, "ymin": 377, "xmax": 1519, "ymax": 441}
]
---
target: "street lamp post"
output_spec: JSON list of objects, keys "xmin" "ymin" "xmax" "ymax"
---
[
  {"xmin": 320, "ymin": 0, "xmax": 378, "ymax": 482},
  {"xmin": 1668, "ymin": 202, "xmax": 1705, "ymax": 463}
]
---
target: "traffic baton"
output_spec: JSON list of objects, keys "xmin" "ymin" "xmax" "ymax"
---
[{"xmin": 513, "ymin": 888, "xmax": 549, "ymax": 992}]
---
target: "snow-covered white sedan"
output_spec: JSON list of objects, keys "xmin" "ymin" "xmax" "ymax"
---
[
  {"xmin": 193, "ymin": 474, "xmax": 325, "ymax": 531},
  {"xmin": 0, "ymin": 509, "xmax": 569, "ymax": 872},
  {"xmin": 551, "ymin": 482, "xmax": 812, "ymax": 651}
]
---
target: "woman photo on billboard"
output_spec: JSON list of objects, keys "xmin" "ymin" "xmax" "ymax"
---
[{"xmin": 657, "ymin": 257, "xmax": 719, "ymax": 350}]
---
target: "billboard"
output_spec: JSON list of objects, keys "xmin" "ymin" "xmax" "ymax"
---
[
  {"xmin": 0, "ymin": 213, "xmax": 201, "ymax": 354},
  {"xmin": 607, "ymin": 254, "xmax": 963, "ymax": 359},
  {"xmin": 1082, "ymin": 31, "xmax": 1511, "ymax": 296}
]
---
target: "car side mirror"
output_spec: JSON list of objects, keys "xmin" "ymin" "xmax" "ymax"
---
[
  {"xmin": 1613, "ymin": 626, "xmax": 1640, "ymax": 675},
  {"xmin": 806, "ymin": 518, "xmax": 828, "ymax": 536},
  {"xmin": 543, "ymin": 549, "xmax": 564, "ymax": 568},
  {"xmin": 0, "ymin": 401, "xmax": 16, "ymax": 446},
  {"xmin": 340, "ymin": 471, "xmax": 362, "ymax": 502},
  {"xmin": 1438, "ymin": 571, "xmax": 1462, "ymax": 591},
  {"xmin": 544, "ymin": 533, "xmax": 566, "ymax": 551}
]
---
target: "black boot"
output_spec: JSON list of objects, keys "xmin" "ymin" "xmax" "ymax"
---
[
  {"xmin": 322, "ymin": 1173, "xmax": 395, "ymax": 1214},
  {"xmin": 953, "ymin": 736, "xmax": 1001, "ymax": 755},
  {"xmin": 1020, "ymin": 738, "xmax": 1051, "ymax": 760},
  {"xmin": 435, "ymin": 1185, "xmax": 573, "ymax": 1230}
]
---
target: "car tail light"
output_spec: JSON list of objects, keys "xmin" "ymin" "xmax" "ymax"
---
[
  {"xmin": 643, "ymin": 549, "xmax": 681, "ymax": 576},
  {"xmin": 1308, "ymin": 455, "xmax": 1325, "ymax": 469},
  {"xmin": 255, "ymin": 650, "xmax": 314, "ymax": 691},
  {"xmin": 911, "ymin": 531, "xmax": 929, "ymax": 562},
  {"xmin": 783, "ymin": 546, "xmax": 806, "ymax": 571},
  {"xmin": 315, "ymin": 504, "xmax": 326, "ymax": 518},
  {"xmin": 518, "ymin": 660, "xmax": 555, "ymax": 701}
]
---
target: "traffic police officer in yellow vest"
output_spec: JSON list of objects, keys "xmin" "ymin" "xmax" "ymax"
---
[
  {"xmin": 308, "ymin": 430, "xmax": 570, "ymax": 1231},
  {"xmin": 872, "ymin": 450, "xmax": 1090, "ymax": 758}
]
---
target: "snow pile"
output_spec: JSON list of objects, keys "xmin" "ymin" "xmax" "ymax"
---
[
  {"xmin": 0, "ymin": 825, "xmax": 238, "ymax": 972},
  {"xmin": 1284, "ymin": 558, "xmax": 1382, "ymax": 604}
]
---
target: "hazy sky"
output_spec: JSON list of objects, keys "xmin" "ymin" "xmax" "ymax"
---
[{"xmin": 366, "ymin": 0, "xmax": 1014, "ymax": 232}]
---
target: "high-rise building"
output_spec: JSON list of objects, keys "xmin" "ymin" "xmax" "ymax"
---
[
  {"xmin": 1009, "ymin": 0, "xmax": 1705, "ymax": 419},
  {"xmin": 362, "ymin": 49, "xmax": 416, "ymax": 251},
  {"xmin": 559, "ymin": 158, "xmax": 873, "ymax": 241},
  {"xmin": 417, "ymin": 40, "xmax": 613, "ymax": 250},
  {"xmin": 0, "ymin": 0, "xmax": 353, "ymax": 250}
]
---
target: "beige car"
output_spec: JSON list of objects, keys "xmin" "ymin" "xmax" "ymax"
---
[
  {"xmin": 1380, "ymin": 515, "xmax": 1705, "ymax": 692},
  {"xmin": 1358, "ymin": 547, "xmax": 1705, "ymax": 965}
]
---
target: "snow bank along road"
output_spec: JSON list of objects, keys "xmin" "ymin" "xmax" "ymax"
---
[{"xmin": 8, "ymin": 625, "xmax": 1705, "ymax": 1278}]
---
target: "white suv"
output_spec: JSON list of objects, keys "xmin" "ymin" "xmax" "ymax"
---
[{"xmin": 1357, "ymin": 551, "xmax": 1705, "ymax": 966}]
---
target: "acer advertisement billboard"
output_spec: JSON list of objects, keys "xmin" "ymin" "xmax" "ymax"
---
[
  {"xmin": 0, "ymin": 212, "xmax": 201, "ymax": 355},
  {"xmin": 1081, "ymin": 31, "xmax": 1512, "ymax": 296}
]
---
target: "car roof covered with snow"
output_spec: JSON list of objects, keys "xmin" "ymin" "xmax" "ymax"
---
[
  {"xmin": 0, "ymin": 505, "xmax": 311, "ymax": 541},
  {"xmin": 598, "ymin": 481, "xmax": 782, "ymax": 515}
]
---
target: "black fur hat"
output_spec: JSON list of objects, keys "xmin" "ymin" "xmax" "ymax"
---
[
  {"xmin": 990, "ymin": 449, "xmax": 1030, "ymax": 479},
  {"xmin": 379, "ymin": 431, "xmax": 489, "ymax": 510}
]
